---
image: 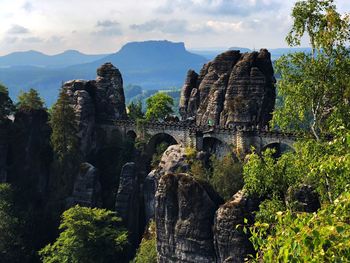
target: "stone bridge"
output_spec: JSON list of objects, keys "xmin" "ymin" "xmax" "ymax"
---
[{"xmin": 101, "ymin": 120, "xmax": 298, "ymax": 157}]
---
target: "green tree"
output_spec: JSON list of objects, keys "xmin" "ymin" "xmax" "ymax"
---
[
  {"xmin": 17, "ymin": 88, "xmax": 45, "ymax": 111},
  {"xmin": 210, "ymin": 154, "xmax": 243, "ymax": 200},
  {"xmin": 0, "ymin": 84, "xmax": 15, "ymax": 123},
  {"xmin": 50, "ymin": 88, "xmax": 79, "ymax": 162},
  {"xmin": 272, "ymin": 0, "xmax": 350, "ymax": 140},
  {"xmin": 249, "ymin": 192, "xmax": 350, "ymax": 262},
  {"xmin": 145, "ymin": 92, "xmax": 174, "ymax": 121},
  {"xmin": 128, "ymin": 100, "xmax": 144, "ymax": 120},
  {"xmin": 39, "ymin": 205, "xmax": 128, "ymax": 263},
  {"xmin": 0, "ymin": 184, "xmax": 24, "ymax": 262},
  {"xmin": 133, "ymin": 221, "xmax": 157, "ymax": 263},
  {"xmin": 243, "ymin": 148, "xmax": 301, "ymax": 199}
]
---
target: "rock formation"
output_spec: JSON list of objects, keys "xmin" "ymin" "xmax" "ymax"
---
[
  {"xmin": 63, "ymin": 62, "xmax": 127, "ymax": 157},
  {"xmin": 179, "ymin": 49, "xmax": 276, "ymax": 128},
  {"xmin": 214, "ymin": 191, "xmax": 259, "ymax": 263},
  {"xmin": 144, "ymin": 145, "xmax": 190, "ymax": 222},
  {"xmin": 155, "ymin": 173, "xmax": 223, "ymax": 263},
  {"xmin": 67, "ymin": 162, "xmax": 102, "ymax": 207},
  {"xmin": 115, "ymin": 162, "xmax": 141, "ymax": 247}
]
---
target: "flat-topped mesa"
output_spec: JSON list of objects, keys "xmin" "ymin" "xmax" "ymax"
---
[{"xmin": 179, "ymin": 49, "xmax": 276, "ymax": 128}]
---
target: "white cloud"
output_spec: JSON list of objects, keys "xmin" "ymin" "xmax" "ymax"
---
[
  {"xmin": 22, "ymin": 1, "xmax": 34, "ymax": 12},
  {"xmin": 206, "ymin": 20, "xmax": 244, "ymax": 32},
  {"xmin": 156, "ymin": 0, "xmax": 282, "ymax": 16},
  {"xmin": 93, "ymin": 19, "xmax": 123, "ymax": 36},
  {"xmin": 7, "ymin": 24, "xmax": 30, "ymax": 34},
  {"xmin": 5, "ymin": 0, "xmax": 342, "ymax": 55},
  {"xmin": 131, "ymin": 19, "xmax": 188, "ymax": 34}
]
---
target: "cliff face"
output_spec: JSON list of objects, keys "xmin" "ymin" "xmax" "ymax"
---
[
  {"xmin": 155, "ymin": 173, "xmax": 223, "ymax": 263},
  {"xmin": 62, "ymin": 63, "xmax": 128, "ymax": 208},
  {"xmin": 179, "ymin": 49, "xmax": 276, "ymax": 127}
]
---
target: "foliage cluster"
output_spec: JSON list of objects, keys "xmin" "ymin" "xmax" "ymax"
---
[
  {"xmin": 210, "ymin": 154, "xmax": 243, "ymax": 200},
  {"xmin": 273, "ymin": 0, "xmax": 350, "ymax": 140},
  {"xmin": 127, "ymin": 100, "xmax": 144, "ymax": 121},
  {"xmin": 17, "ymin": 88, "xmax": 45, "ymax": 111},
  {"xmin": 249, "ymin": 192, "xmax": 350, "ymax": 262},
  {"xmin": 133, "ymin": 221, "xmax": 157, "ymax": 263},
  {"xmin": 0, "ymin": 184, "xmax": 24, "ymax": 263},
  {"xmin": 39, "ymin": 205, "xmax": 128, "ymax": 263},
  {"xmin": 185, "ymin": 148, "xmax": 243, "ymax": 200},
  {"xmin": 50, "ymin": 88, "xmax": 79, "ymax": 163},
  {"xmin": 245, "ymin": 2, "xmax": 350, "ymax": 259},
  {"xmin": 145, "ymin": 92, "xmax": 174, "ymax": 121}
]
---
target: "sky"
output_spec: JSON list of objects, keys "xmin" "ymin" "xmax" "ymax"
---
[{"xmin": 0, "ymin": 0, "xmax": 349, "ymax": 55}]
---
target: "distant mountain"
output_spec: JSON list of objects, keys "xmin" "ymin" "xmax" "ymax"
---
[
  {"xmin": 0, "ymin": 50, "xmax": 109, "ymax": 68},
  {"xmin": 269, "ymin": 47, "xmax": 312, "ymax": 60},
  {"xmin": 229, "ymin": 47, "xmax": 252, "ymax": 53},
  {"xmin": 191, "ymin": 47, "xmax": 251, "ymax": 60},
  {"xmin": 191, "ymin": 47, "xmax": 312, "ymax": 60},
  {"xmin": 1, "ymin": 40, "xmax": 207, "ymax": 105}
]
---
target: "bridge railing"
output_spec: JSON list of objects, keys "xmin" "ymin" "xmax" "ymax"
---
[{"xmin": 107, "ymin": 119, "xmax": 303, "ymax": 139}]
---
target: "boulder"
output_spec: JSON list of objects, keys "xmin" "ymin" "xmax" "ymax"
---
[{"xmin": 155, "ymin": 173, "xmax": 223, "ymax": 263}]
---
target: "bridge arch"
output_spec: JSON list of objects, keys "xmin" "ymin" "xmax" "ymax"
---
[
  {"xmin": 147, "ymin": 132, "xmax": 178, "ymax": 157},
  {"xmin": 126, "ymin": 130, "xmax": 137, "ymax": 141},
  {"xmin": 261, "ymin": 142, "xmax": 294, "ymax": 158},
  {"xmin": 203, "ymin": 136, "xmax": 230, "ymax": 157}
]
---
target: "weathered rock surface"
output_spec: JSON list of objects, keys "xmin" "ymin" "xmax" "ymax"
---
[
  {"xmin": 63, "ymin": 63, "xmax": 127, "ymax": 156},
  {"xmin": 155, "ymin": 173, "xmax": 223, "ymax": 263},
  {"xmin": 96, "ymin": 63, "xmax": 127, "ymax": 121},
  {"xmin": 144, "ymin": 145, "xmax": 189, "ymax": 222},
  {"xmin": 214, "ymin": 191, "xmax": 259, "ymax": 263},
  {"xmin": 115, "ymin": 162, "xmax": 141, "ymax": 246},
  {"xmin": 67, "ymin": 162, "xmax": 102, "ymax": 207},
  {"xmin": 286, "ymin": 184, "xmax": 321, "ymax": 213},
  {"xmin": 179, "ymin": 49, "xmax": 276, "ymax": 128}
]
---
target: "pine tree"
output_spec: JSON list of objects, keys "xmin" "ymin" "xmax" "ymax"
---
[
  {"xmin": 50, "ymin": 88, "xmax": 79, "ymax": 162},
  {"xmin": 17, "ymin": 88, "xmax": 45, "ymax": 111}
]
